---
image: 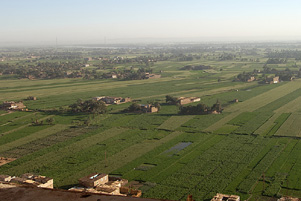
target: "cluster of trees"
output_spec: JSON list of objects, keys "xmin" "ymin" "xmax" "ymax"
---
[
  {"xmin": 266, "ymin": 58, "xmax": 287, "ymax": 64},
  {"xmin": 179, "ymin": 101, "xmax": 222, "ymax": 115},
  {"xmin": 175, "ymin": 53, "xmax": 201, "ymax": 61},
  {"xmin": 166, "ymin": 95, "xmax": 179, "ymax": 105},
  {"xmin": 71, "ymin": 68, "xmax": 154, "ymax": 80},
  {"xmin": 263, "ymin": 66, "xmax": 301, "ymax": 80},
  {"xmin": 126, "ymin": 102, "xmax": 161, "ymax": 113},
  {"xmin": 31, "ymin": 117, "xmax": 54, "ymax": 126},
  {"xmin": 219, "ymin": 53, "xmax": 236, "ymax": 61},
  {"xmin": 181, "ymin": 65, "xmax": 212, "ymax": 71},
  {"xmin": 84, "ymin": 67, "xmax": 153, "ymax": 80},
  {"xmin": 276, "ymin": 68, "xmax": 301, "ymax": 81},
  {"xmin": 0, "ymin": 61, "xmax": 84, "ymax": 79},
  {"xmin": 119, "ymin": 68, "xmax": 153, "ymax": 80},
  {"xmin": 127, "ymin": 103, "xmax": 142, "ymax": 112},
  {"xmin": 267, "ymin": 50, "xmax": 301, "ymax": 60},
  {"xmin": 99, "ymin": 56, "xmax": 157, "ymax": 68},
  {"xmin": 69, "ymin": 99, "xmax": 107, "ymax": 114},
  {"xmin": 263, "ymin": 66, "xmax": 278, "ymax": 74},
  {"xmin": 235, "ymin": 71, "xmax": 257, "ymax": 82},
  {"xmin": 0, "ymin": 60, "xmax": 156, "ymax": 81},
  {"xmin": 237, "ymin": 67, "xmax": 301, "ymax": 83}
]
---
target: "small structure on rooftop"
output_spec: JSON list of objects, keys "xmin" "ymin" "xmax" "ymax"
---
[
  {"xmin": 120, "ymin": 187, "xmax": 142, "ymax": 197},
  {"xmin": 20, "ymin": 173, "xmax": 53, "ymax": 189},
  {"xmin": 0, "ymin": 175, "xmax": 11, "ymax": 182},
  {"xmin": 71, "ymin": 173, "xmax": 140, "ymax": 197},
  {"xmin": 79, "ymin": 173, "xmax": 108, "ymax": 188},
  {"xmin": 211, "ymin": 193, "xmax": 240, "ymax": 201},
  {"xmin": 0, "ymin": 173, "xmax": 53, "ymax": 189},
  {"xmin": 187, "ymin": 195, "xmax": 195, "ymax": 201},
  {"xmin": 278, "ymin": 196, "xmax": 300, "ymax": 201}
]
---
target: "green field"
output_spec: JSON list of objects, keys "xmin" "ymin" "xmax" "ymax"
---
[{"xmin": 0, "ymin": 45, "xmax": 301, "ymax": 201}]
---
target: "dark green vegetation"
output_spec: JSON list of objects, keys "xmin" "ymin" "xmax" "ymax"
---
[
  {"xmin": 69, "ymin": 99, "xmax": 107, "ymax": 114},
  {"xmin": 179, "ymin": 101, "xmax": 222, "ymax": 115},
  {"xmin": 1, "ymin": 43, "xmax": 301, "ymax": 201}
]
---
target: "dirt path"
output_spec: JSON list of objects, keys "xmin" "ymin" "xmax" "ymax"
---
[{"xmin": 0, "ymin": 111, "xmax": 13, "ymax": 116}]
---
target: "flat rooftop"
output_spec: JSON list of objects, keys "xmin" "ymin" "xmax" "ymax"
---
[{"xmin": 0, "ymin": 183, "xmax": 169, "ymax": 201}]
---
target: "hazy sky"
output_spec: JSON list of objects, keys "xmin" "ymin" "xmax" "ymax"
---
[{"xmin": 1, "ymin": 0, "xmax": 301, "ymax": 44}]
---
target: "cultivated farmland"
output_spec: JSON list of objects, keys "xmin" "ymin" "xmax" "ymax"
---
[{"xmin": 0, "ymin": 44, "xmax": 301, "ymax": 201}]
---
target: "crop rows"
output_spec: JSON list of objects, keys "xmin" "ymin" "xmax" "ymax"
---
[
  {"xmin": 115, "ymin": 134, "xmax": 220, "ymax": 182},
  {"xmin": 234, "ymin": 112, "xmax": 273, "ymax": 134},
  {"xmin": 0, "ymin": 126, "xmax": 102, "ymax": 173},
  {"xmin": 237, "ymin": 140, "xmax": 286, "ymax": 193},
  {"xmin": 179, "ymin": 113, "xmax": 228, "ymax": 132},
  {"xmin": 0, "ymin": 124, "xmax": 52, "ymax": 147},
  {"xmin": 263, "ymin": 113, "xmax": 291, "ymax": 136},
  {"xmin": 275, "ymin": 113, "xmax": 301, "ymax": 137},
  {"xmin": 0, "ymin": 111, "xmax": 33, "ymax": 125},
  {"xmin": 0, "ymin": 124, "xmax": 69, "ymax": 155},
  {"xmin": 228, "ymin": 112, "xmax": 257, "ymax": 126},
  {"xmin": 205, "ymin": 82, "xmax": 301, "ymax": 132},
  {"xmin": 0, "ymin": 112, "xmax": 43, "ymax": 134},
  {"xmin": 158, "ymin": 115, "xmax": 195, "ymax": 131},
  {"xmin": 125, "ymin": 114, "xmax": 169, "ymax": 130},
  {"xmin": 1, "ymin": 127, "xmax": 127, "ymax": 175},
  {"xmin": 58, "ymin": 131, "xmax": 185, "ymax": 187},
  {"xmin": 143, "ymin": 135, "xmax": 269, "ymax": 200}
]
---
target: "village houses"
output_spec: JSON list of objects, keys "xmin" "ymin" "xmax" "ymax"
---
[
  {"xmin": 1, "ymin": 101, "xmax": 26, "ymax": 110},
  {"xmin": 0, "ymin": 173, "xmax": 53, "ymax": 189},
  {"xmin": 93, "ymin": 96, "xmax": 131, "ymax": 105},
  {"xmin": 70, "ymin": 173, "xmax": 141, "ymax": 197},
  {"xmin": 177, "ymin": 97, "xmax": 201, "ymax": 105},
  {"xmin": 266, "ymin": 76, "xmax": 279, "ymax": 84},
  {"xmin": 140, "ymin": 104, "xmax": 159, "ymax": 113}
]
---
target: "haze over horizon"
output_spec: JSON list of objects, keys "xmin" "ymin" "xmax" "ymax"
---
[{"xmin": 1, "ymin": 0, "xmax": 301, "ymax": 45}]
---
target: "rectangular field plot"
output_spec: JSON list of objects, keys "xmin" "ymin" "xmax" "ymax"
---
[
  {"xmin": 125, "ymin": 114, "xmax": 169, "ymax": 129},
  {"xmin": 214, "ymin": 124, "xmax": 239, "ymax": 134},
  {"xmin": 179, "ymin": 113, "xmax": 229, "ymax": 132},
  {"xmin": 0, "ymin": 124, "xmax": 69, "ymax": 154},
  {"xmin": 158, "ymin": 115, "xmax": 194, "ymax": 131},
  {"xmin": 228, "ymin": 112, "xmax": 257, "ymax": 126},
  {"xmin": 275, "ymin": 113, "xmax": 301, "ymax": 137}
]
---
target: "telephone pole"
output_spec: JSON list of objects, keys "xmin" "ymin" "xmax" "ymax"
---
[{"xmin": 262, "ymin": 172, "xmax": 265, "ymax": 192}]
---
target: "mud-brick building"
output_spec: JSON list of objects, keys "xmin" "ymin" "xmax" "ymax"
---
[
  {"xmin": 79, "ymin": 173, "xmax": 109, "ymax": 188},
  {"xmin": 1, "ymin": 101, "xmax": 26, "ymax": 110}
]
